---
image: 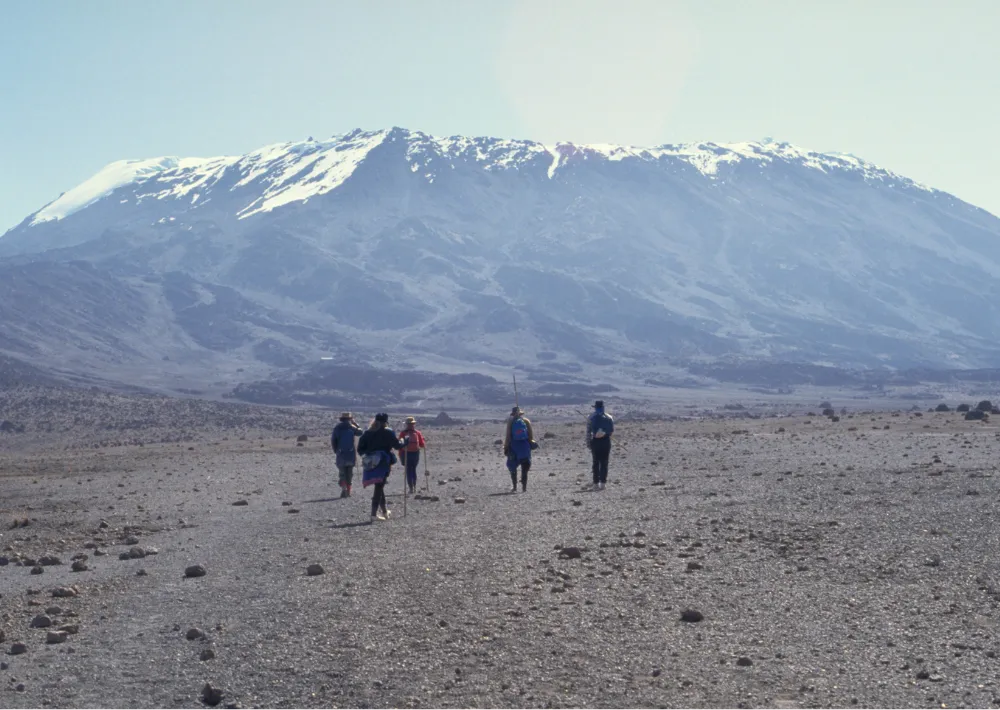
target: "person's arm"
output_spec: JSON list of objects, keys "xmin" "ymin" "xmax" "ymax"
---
[
  {"xmin": 586, "ymin": 414, "xmax": 593, "ymax": 447},
  {"xmin": 390, "ymin": 429, "xmax": 405, "ymax": 450},
  {"xmin": 526, "ymin": 418, "xmax": 535, "ymax": 442},
  {"xmin": 606, "ymin": 415, "xmax": 614, "ymax": 436},
  {"xmin": 418, "ymin": 431, "xmax": 426, "ymax": 449},
  {"xmin": 357, "ymin": 431, "xmax": 370, "ymax": 455},
  {"xmin": 331, "ymin": 428, "xmax": 339, "ymax": 453},
  {"xmin": 503, "ymin": 419, "xmax": 512, "ymax": 454}
]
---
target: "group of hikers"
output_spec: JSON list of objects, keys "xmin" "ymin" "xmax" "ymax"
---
[{"xmin": 330, "ymin": 400, "xmax": 615, "ymax": 523}]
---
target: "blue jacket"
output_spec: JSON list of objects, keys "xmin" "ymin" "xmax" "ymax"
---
[
  {"xmin": 331, "ymin": 420, "xmax": 362, "ymax": 466},
  {"xmin": 587, "ymin": 408, "xmax": 614, "ymax": 446}
]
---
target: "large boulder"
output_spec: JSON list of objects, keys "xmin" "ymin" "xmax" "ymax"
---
[
  {"xmin": 935, "ymin": 404, "xmax": 950, "ymax": 412},
  {"xmin": 956, "ymin": 403, "xmax": 971, "ymax": 412},
  {"xmin": 976, "ymin": 400, "xmax": 994, "ymax": 412}
]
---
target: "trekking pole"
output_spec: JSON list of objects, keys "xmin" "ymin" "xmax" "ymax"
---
[
  {"xmin": 402, "ymin": 447, "xmax": 408, "ymax": 518},
  {"xmin": 513, "ymin": 372, "xmax": 519, "ymax": 410},
  {"xmin": 423, "ymin": 441, "xmax": 430, "ymax": 493}
]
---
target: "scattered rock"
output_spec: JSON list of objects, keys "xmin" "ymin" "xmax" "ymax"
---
[
  {"xmin": 71, "ymin": 560, "xmax": 89, "ymax": 572},
  {"xmin": 200, "ymin": 648, "xmax": 216, "ymax": 661},
  {"xmin": 38, "ymin": 555, "xmax": 62, "ymax": 566},
  {"xmin": 454, "ymin": 498, "xmax": 466, "ymax": 504},
  {"xmin": 201, "ymin": 682, "xmax": 224, "ymax": 706},
  {"xmin": 30, "ymin": 566, "xmax": 44, "ymax": 575},
  {"xmin": 124, "ymin": 536, "xmax": 140, "ymax": 545},
  {"xmin": 296, "ymin": 434, "xmax": 309, "ymax": 442},
  {"xmin": 736, "ymin": 656, "xmax": 753, "ymax": 667},
  {"xmin": 185, "ymin": 565, "xmax": 207, "ymax": 578},
  {"xmin": 543, "ymin": 432, "xmax": 557, "ymax": 439},
  {"xmin": 287, "ymin": 508, "xmax": 300, "ymax": 514},
  {"xmin": 306, "ymin": 564, "xmax": 325, "ymax": 576},
  {"xmin": 281, "ymin": 501, "xmax": 292, "ymax": 506},
  {"xmin": 186, "ymin": 628, "xmax": 205, "ymax": 641},
  {"xmin": 52, "ymin": 586, "xmax": 79, "ymax": 598},
  {"xmin": 136, "ymin": 569, "xmax": 148, "ymax": 577},
  {"xmin": 46, "ymin": 630, "xmax": 68, "ymax": 644},
  {"xmin": 680, "ymin": 608, "xmax": 704, "ymax": 623},
  {"xmin": 686, "ymin": 561, "xmax": 703, "ymax": 571},
  {"xmin": 45, "ymin": 606, "xmax": 62, "ymax": 615},
  {"xmin": 8, "ymin": 642, "xmax": 27, "ymax": 655},
  {"xmin": 59, "ymin": 625, "xmax": 79, "ymax": 635},
  {"xmin": 30, "ymin": 614, "xmax": 52, "ymax": 629},
  {"xmin": 232, "ymin": 500, "xmax": 248, "ymax": 506},
  {"xmin": 15, "ymin": 683, "xmax": 25, "ymax": 692},
  {"xmin": 558, "ymin": 547, "xmax": 582, "ymax": 560}
]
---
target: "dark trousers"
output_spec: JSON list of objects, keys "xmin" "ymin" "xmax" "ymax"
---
[
  {"xmin": 591, "ymin": 439, "xmax": 611, "ymax": 484},
  {"xmin": 402, "ymin": 450, "xmax": 420, "ymax": 488},
  {"xmin": 370, "ymin": 483, "xmax": 387, "ymax": 516},
  {"xmin": 338, "ymin": 465, "xmax": 354, "ymax": 488},
  {"xmin": 509, "ymin": 458, "xmax": 531, "ymax": 489}
]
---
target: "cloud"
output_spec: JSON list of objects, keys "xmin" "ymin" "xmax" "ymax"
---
[{"xmin": 494, "ymin": 0, "xmax": 700, "ymax": 146}]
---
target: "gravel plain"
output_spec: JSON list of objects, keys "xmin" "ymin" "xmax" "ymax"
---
[{"xmin": 2, "ymin": 395, "xmax": 1000, "ymax": 708}]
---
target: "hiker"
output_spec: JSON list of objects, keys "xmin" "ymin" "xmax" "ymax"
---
[
  {"xmin": 358, "ymin": 413, "xmax": 404, "ymax": 522},
  {"xmin": 586, "ymin": 400, "xmax": 615, "ymax": 490},
  {"xmin": 504, "ymin": 406, "xmax": 537, "ymax": 493},
  {"xmin": 398, "ymin": 416, "xmax": 426, "ymax": 494},
  {"xmin": 330, "ymin": 412, "xmax": 363, "ymax": 498}
]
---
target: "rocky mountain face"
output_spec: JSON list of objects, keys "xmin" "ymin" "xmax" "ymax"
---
[{"xmin": 3, "ymin": 127, "xmax": 1000, "ymax": 401}]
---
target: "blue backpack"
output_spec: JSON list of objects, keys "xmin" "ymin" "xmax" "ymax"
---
[
  {"xmin": 334, "ymin": 425, "xmax": 357, "ymax": 452},
  {"xmin": 511, "ymin": 417, "xmax": 529, "ymax": 442}
]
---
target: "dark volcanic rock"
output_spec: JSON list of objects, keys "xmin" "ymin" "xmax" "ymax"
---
[
  {"xmin": 680, "ymin": 609, "xmax": 704, "ymax": 623},
  {"xmin": 185, "ymin": 564, "xmax": 207, "ymax": 578}
]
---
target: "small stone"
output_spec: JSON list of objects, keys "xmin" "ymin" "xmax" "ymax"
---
[
  {"xmin": 15, "ymin": 683, "xmax": 25, "ymax": 692},
  {"xmin": 0, "ymin": 661, "xmax": 7, "ymax": 670},
  {"xmin": 202, "ymin": 682, "xmax": 224, "ymax": 706},
  {"xmin": 232, "ymin": 500, "xmax": 248, "ymax": 506},
  {"xmin": 46, "ymin": 630, "xmax": 69, "ymax": 644},
  {"xmin": 38, "ymin": 555, "xmax": 61, "ymax": 566},
  {"xmin": 680, "ymin": 608, "xmax": 704, "ymax": 623},
  {"xmin": 686, "ymin": 561, "xmax": 703, "ymax": 571},
  {"xmin": 71, "ymin": 560, "xmax": 89, "ymax": 572},
  {"xmin": 9, "ymin": 642, "xmax": 27, "ymax": 655},
  {"xmin": 186, "ymin": 627, "xmax": 205, "ymax": 641},
  {"xmin": 558, "ymin": 547, "xmax": 582, "ymax": 559},
  {"xmin": 59, "ymin": 625, "xmax": 79, "ymax": 635},
  {"xmin": 45, "ymin": 606, "xmax": 62, "ymax": 615},
  {"xmin": 136, "ymin": 569, "xmax": 148, "ymax": 577},
  {"xmin": 52, "ymin": 586, "xmax": 78, "ymax": 598},
  {"xmin": 125, "ymin": 536, "xmax": 140, "ymax": 545},
  {"xmin": 306, "ymin": 564, "xmax": 325, "ymax": 576},
  {"xmin": 93, "ymin": 549, "xmax": 107, "ymax": 557},
  {"xmin": 736, "ymin": 656, "xmax": 753, "ymax": 667},
  {"xmin": 98, "ymin": 520, "xmax": 109, "ymax": 528},
  {"xmin": 454, "ymin": 498, "xmax": 466, "ymax": 504},
  {"xmin": 281, "ymin": 501, "xmax": 292, "ymax": 506},
  {"xmin": 200, "ymin": 648, "xmax": 216, "ymax": 661},
  {"xmin": 30, "ymin": 614, "xmax": 52, "ymax": 628},
  {"xmin": 185, "ymin": 564, "xmax": 207, "ymax": 578},
  {"xmin": 30, "ymin": 566, "xmax": 44, "ymax": 575}
]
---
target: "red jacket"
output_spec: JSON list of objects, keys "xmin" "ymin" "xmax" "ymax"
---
[{"xmin": 399, "ymin": 428, "xmax": 425, "ymax": 453}]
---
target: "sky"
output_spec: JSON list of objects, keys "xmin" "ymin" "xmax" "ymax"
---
[{"xmin": 2, "ymin": 0, "xmax": 999, "ymax": 232}]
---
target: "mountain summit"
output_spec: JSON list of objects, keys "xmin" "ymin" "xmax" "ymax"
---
[{"xmin": 3, "ymin": 127, "xmax": 999, "ymax": 396}]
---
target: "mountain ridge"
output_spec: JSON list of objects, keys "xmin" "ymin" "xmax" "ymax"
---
[{"xmin": 2, "ymin": 127, "xmax": 999, "ymax": 399}]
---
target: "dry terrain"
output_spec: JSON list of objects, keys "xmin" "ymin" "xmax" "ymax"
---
[{"xmin": 2, "ymin": 391, "xmax": 1000, "ymax": 708}]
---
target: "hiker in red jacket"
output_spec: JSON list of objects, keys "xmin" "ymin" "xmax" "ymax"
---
[{"xmin": 398, "ymin": 416, "xmax": 426, "ymax": 494}]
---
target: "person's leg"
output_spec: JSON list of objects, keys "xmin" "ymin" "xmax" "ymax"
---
[
  {"xmin": 599, "ymin": 445, "xmax": 610, "ymax": 484},
  {"xmin": 591, "ymin": 446, "xmax": 600, "ymax": 487},
  {"xmin": 520, "ymin": 458, "xmax": 531, "ymax": 491},
  {"xmin": 507, "ymin": 455, "xmax": 518, "ymax": 491},
  {"xmin": 407, "ymin": 452, "xmax": 419, "ymax": 491},
  {"xmin": 371, "ymin": 483, "xmax": 381, "ymax": 518},
  {"xmin": 344, "ymin": 465, "xmax": 353, "ymax": 496}
]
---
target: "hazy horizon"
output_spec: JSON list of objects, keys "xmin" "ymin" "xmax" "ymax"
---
[{"xmin": 3, "ymin": 0, "xmax": 999, "ymax": 231}]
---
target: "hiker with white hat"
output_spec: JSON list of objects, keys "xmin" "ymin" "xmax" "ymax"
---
[
  {"xmin": 586, "ymin": 400, "xmax": 615, "ymax": 490},
  {"xmin": 398, "ymin": 416, "xmax": 426, "ymax": 495},
  {"xmin": 330, "ymin": 411, "xmax": 363, "ymax": 497}
]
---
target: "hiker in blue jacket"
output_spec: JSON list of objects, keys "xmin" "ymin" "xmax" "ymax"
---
[
  {"xmin": 331, "ymin": 412, "xmax": 363, "ymax": 498},
  {"xmin": 586, "ymin": 400, "xmax": 615, "ymax": 490},
  {"xmin": 504, "ymin": 406, "xmax": 537, "ymax": 493}
]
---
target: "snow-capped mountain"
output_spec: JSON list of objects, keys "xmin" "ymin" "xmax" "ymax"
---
[{"xmin": 3, "ymin": 127, "xmax": 1000, "ymax": 394}]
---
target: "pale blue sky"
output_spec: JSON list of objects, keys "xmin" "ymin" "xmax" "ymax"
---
[{"xmin": 2, "ymin": 0, "xmax": 998, "ymax": 232}]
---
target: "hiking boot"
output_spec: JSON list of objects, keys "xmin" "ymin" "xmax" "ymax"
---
[
  {"xmin": 382, "ymin": 508, "xmax": 391, "ymax": 519},
  {"xmin": 375, "ymin": 512, "xmax": 386, "ymax": 521},
  {"xmin": 370, "ymin": 514, "xmax": 379, "ymax": 523},
  {"xmin": 598, "ymin": 482, "xmax": 606, "ymax": 491},
  {"xmin": 511, "ymin": 485, "xmax": 517, "ymax": 494},
  {"xmin": 521, "ymin": 482, "xmax": 527, "ymax": 492},
  {"xmin": 340, "ymin": 489, "xmax": 348, "ymax": 499}
]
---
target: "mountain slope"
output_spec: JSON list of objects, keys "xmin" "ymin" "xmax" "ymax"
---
[{"xmin": 3, "ymin": 127, "xmax": 1000, "ymax": 394}]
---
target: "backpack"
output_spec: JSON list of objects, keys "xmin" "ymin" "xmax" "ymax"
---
[
  {"xmin": 334, "ymin": 425, "xmax": 356, "ymax": 452},
  {"xmin": 511, "ymin": 417, "xmax": 529, "ymax": 442},
  {"xmin": 591, "ymin": 412, "xmax": 613, "ymax": 438}
]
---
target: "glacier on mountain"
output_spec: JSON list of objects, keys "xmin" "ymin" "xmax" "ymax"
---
[{"xmin": 18, "ymin": 128, "xmax": 937, "ymax": 228}]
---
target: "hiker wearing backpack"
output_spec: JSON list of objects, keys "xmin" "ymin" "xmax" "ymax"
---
[
  {"xmin": 331, "ymin": 412, "xmax": 363, "ymax": 497},
  {"xmin": 586, "ymin": 400, "xmax": 615, "ymax": 490},
  {"xmin": 398, "ymin": 416, "xmax": 426, "ymax": 495},
  {"xmin": 358, "ymin": 413, "xmax": 404, "ymax": 522},
  {"xmin": 504, "ymin": 406, "xmax": 537, "ymax": 493}
]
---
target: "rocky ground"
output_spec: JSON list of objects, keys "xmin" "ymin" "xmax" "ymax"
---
[{"xmin": 2, "ymin": 395, "xmax": 1000, "ymax": 708}]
